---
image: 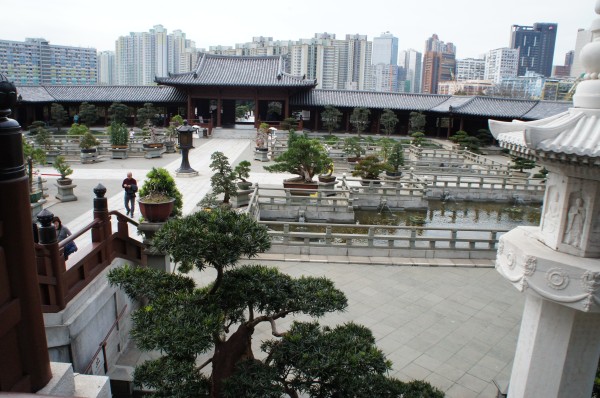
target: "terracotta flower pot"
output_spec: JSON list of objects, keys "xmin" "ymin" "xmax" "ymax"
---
[{"xmin": 138, "ymin": 197, "xmax": 175, "ymax": 222}]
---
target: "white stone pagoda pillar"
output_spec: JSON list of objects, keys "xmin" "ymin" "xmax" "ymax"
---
[{"xmin": 489, "ymin": 2, "xmax": 600, "ymax": 397}]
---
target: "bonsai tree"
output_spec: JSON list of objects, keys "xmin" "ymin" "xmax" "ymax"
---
[
  {"xmin": 450, "ymin": 130, "xmax": 480, "ymax": 152},
  {"xmin": 509, "ymin": 156, "xmax": 537, "ymax": 173},
  {"xmin": 377, "ymin": 137, "xmax": 395, "ymax": 162},
  {"xmin": 351, "ymin": 154, "xmax": 392, "ymax": 180},
  {"xmin": 387, "ymin": 142, "xmax": 405, "ymax": 175},
  {"xmin": 50, "ymin": 103, "xmax": 68, "ymax": 132},
  {"xmin": 256, "ymin": 122, "xmax": 269, "ymax": 149},
  {"xmin": 410, "ymin": 131, "xmax": 425, "ymax": 146},
  {"xmin": 34, "ymin": 126, "xmax": 54, "ymax": 151},
  {"xmin": 108, "ymin": 102, "xmax": 130, "ymax": 125},
  {"xmin": 279, "ymin": 117, "xmax": 298, "ymax": 132},
  {"xmin": 79, "ymin": 102, "xmax": 98, "ymax": 127},
  {"xmin": 321, "ymin": 105, "xmax": 342, "ymax": 134},
  {"xmin": 136, "ymin": 102, "xmax": 157, "ymax": 127},
  {"xmin": 138, "ymin": 167, "xmax": 183, "ymax": 217},
  {"xmin": 380, "ymin": 109, "xmax": 399, "ymax": 136},
  {"xmin": 477, "ymin": 128, "xmax": 494, "ymax": 147},
  {"xmin": 79, "ymin": 130, "xmax": 100, "ymax": 150},
  {"xmin": 107, "ymin": 209, "xmax": 443, "ymax": 398},
  {"xmin": 23, "ymin": 140, "xmax": 45, "ymax": 191},
  {"xmin": 234, "ymin": 160, "xmax": 252, "ymax": 188},
  {"xmin": 349, "ymin": 107, "xmax": 370, "ymax": 136},
  {"xmin": 343, "ymin": 136, "xmax": 365, "ymax": 160},
  {"xmin": 409, "ymin": 111, "xmax": 426, "ymax": 134},
  {"xmin": 209, "ymin": 151, "xmax": 237, "ymax": 204},
  {"xmin": 264, "ymin": 131, "xmax": 332, "ymax": 183},
  {"xmin": 53, "ymin": 155, "xmax": 73, "ymax": 180},
  {"xmin": 67, "ymin": 122, "xmax": 90, "ymax": 137},
  {"xmin": 108, "ymin": 121, "xmax": 128, "ymax": 147}
]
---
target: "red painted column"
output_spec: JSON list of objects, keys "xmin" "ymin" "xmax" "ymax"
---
[{"xmin": 0, "ymin": 77, "xmax": 51, "ymax": 392}]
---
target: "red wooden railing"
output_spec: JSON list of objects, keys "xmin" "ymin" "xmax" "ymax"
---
[{"xmin": 34, "ymin": 187, "xmax": 145, "ymax": 313}]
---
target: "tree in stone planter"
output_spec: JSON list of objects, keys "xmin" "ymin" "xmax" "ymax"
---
[
  {"xmin": 50, "ymin": 103, "xmax": 68, "ymax": 132},
  {"xmin": 79, "ymin": 102, "xmax": 98, "ymax": 127},
  {"xmin": 107, "ymin": 208, "xmax": 444, "ymax": 398},
  {"xmin": 410, "ymin": 131, "xmax": 425, "ymax": 146},
  {"xmin": 264, "ymin": 131, "xmax": 332, "ymax": 183},
  {"xmin": 108, "ymin": 102, "xmax": 130, "ymax": 125},
  {"xmin": 79, "ymin": 130, "xmax": 100, "ymax": 150},
  {"xmin": 53, "ymin": 155, "xmax": 73, "ymax": 181},
  {"xmin": 386, "ymin": 142, "xmax": 405, "ymax": 176},
  {"xmin": 23, "ymin": 140, "xmax": 45, "ymax": 192},
  {"xmin": 343, "ymin": 136, "xmax": 365, "ymax": 160},
  {"xmin": 234, "ymin": 160, "xmax": 252, "ymax": 189},
  {"xmin": 349, "ymin": 107, "xmax": 370, "ymax": 137},
  {"xmin": 138, "ymin": 167, "xmax": 183, "ymax": 217},
  {"xmin": 136, "ymin": 103, "xmax": 157, "ymax": 127},
  {"xmin": 409, "ymin": 111, "xmax": 426, "ymax": 134},
  {"xmin": 352, "ymin": 154, "xmax": 392, "ymax": 180},
  {"xmin": 209, "ymin": 151, "xmax": 237, "ymax": 204},
  {"xmin": 34, "ymin": 126, "xmax": 54, "ymax": 151},
  {"xmin": 108, "ymin": 121, "xmax": 128, "ymax": 147},
  {"xmin": 321, "ymin": 105, "xmax": 342, "ymax": 135},
  {"xmin": 380, "ymin": 108, "xmax": 399, "ymax": 136}
]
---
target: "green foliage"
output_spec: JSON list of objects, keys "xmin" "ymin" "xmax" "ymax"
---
[
  {"xmin": 380, "ymin": 109, "xmax": 399, "ymax": 136},
  {"xmin": 323, "ymin": 134, "xmax": 340, "ymax": 146},
  {"xmin": 78, "ymin": 130, "xmax": 100, "ymax": 149},
  {"xmin": 23, "ymin": 140, "xmax": 45, "ymax": 188},
  {"xmin": 264, "ymin": 131, "xmax": 332, "ymax": 182},
  {"xmin": 343, "ymin": 136, "xmax": 365, "ymax": 158},
  {"xmin": 79, "ymin": 102, "xmax": 98, "ymax": 127},
  {"xmin": 279, "ymin": 117, "xmax": 298, "ymax": 132},
  {"xmin": 28, "ymin": 120, "xmax": 47, "ymax": 132},
  {"xmin": 387, "ymin": 142, "xmax": 405, "ymax": 172},
  {"xmin": 53, "ymin": 156, "xmax": 73, "ymax": 179},
  {"xmin": 510, "ymin": 156, "xmax": 536, "ymax": 172},
  {"xmin": 409, "ymin": 111, "xmax": 426, "ymax": 134},
  {"xmin": 34, "ymin": 127, "xmax": 53, "ymax": 150},
  {"xmin": 138, "ymin": 167, "xmax": 183, "ymax": 217},
  {"xmin": 377, "ymin": 137, "xmax": 395, "ymax": 162},
  {"xmin": 321, "ymin": 105, "xmax": 342, "ymax": 134},
  {"xmin": 352, "ymin": 154, "xmax": 392, "ymax": 179},
  {"xmin": 209, "ymin": 151, "xmax": 237, "ymax": 204},
  {"xmin": 108, "ymin": 102, "xmax": 130, "ymax": 125},
  {"xmin": 267, "ymin": 101, "xmax": 282, "ymax": 119},
  {"xmin": 450, "ymin": 130, "xmax": 480, "ymax": 152},
  {"xmin": 349, "ymin": 107, "xmax": 370, "ymax": 136},
  {"xmin": 234, "ymin": 160, "xmax": 252, "ymax": 182},
  {"xmin": 477, "ymin": 128, "xmax": 494, "ymax": 146},
  {"xmin": 137, "ymin": 102, "xmax": 157, "ymax": 127},
  {"xmin": 235, "ymin": 105, "xmax": 250, "ymax": 120},
  {"xmin": 67, "ymin": 123, "xmax": 90, "ymax": 137},
  {"xmin": 171, "ymin": 114, "xmax": 184, "ymax": 126},
  {"xmin": 108, "ymin": 122, "xmax": 128, "ymax": 146},
  {"xmin": 411, "ymin": 131, "xmax": 425, "ymax": 146},
  {"xmin": 151, "ymin": 208, "xmax": 271, "ymax": 273},
  {"xmin": 134, "ymin": 356, "xmax": 211, "ymax": 398},
  {"xmin": 50, "ymin": 103, "xmax": 68, "ymax": 131}
]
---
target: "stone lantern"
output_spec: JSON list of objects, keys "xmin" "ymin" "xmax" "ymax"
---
[
  {"xmin": 175, "ymin": 119, "xmax": 198, "ymax": 177},
  {"xmin": 488, "ymin": 3, "xmax": 600, "ymax": 397}
]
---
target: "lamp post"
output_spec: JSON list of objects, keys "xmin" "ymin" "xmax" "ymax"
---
[{"xmin": 175, "ymin": 120, "xmax": 198, "ymax": 177}]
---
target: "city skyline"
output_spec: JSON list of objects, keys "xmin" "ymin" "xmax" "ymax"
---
[{"xmin": 2, "ymin": 0, "xmax": 594, "ymax": 66}]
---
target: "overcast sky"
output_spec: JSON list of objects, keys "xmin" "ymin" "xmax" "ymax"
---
[{"xmin": 3, "ymin": 0, "xmax": 596, "ymax": 65}]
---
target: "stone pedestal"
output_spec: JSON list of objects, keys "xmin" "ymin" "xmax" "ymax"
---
[
  {"xmin": 55, "ymin": 182, "xmax": 77, "ymax": 202},
  {"xmin": 143, "ymin": 147, "xmax": 164, "ymax": 159},
  {"xmin": 137, "ymin": 221, "xmax": 171, "ymax": 272},
  {"xmin": 110, "ymin": 149, "xmax": 128, "ymax": 159},
  {"xmin": 254, "ymin": 148, "xmax": 269, "ymax": 161},
  {"xmin": 232, "ymin": 187, "xmax": 253, "ymax": 208}
]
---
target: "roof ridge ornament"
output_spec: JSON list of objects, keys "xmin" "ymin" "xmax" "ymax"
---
[{"xmin": 573, "ymin": 0, "xmax": 600, "ymax": 108}]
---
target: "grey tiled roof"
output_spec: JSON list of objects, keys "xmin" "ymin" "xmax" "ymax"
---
[
  {"xmin": 15, "ymin": 86, "xmax": 55, "ymax": 102},
  {"xmin": 521, "ymin": 100, "xmax": 572, "ymax": 120},
  {"xmin": 448, "ymin": 96, "xmax": 537, "ymax": 118},
  {"xmin": 290, "ymin": 90, "xmax": 449, "ymax": 110},
  {"xmin": 155, "ymin": 53, "xmax": 317, "ymax": 87},
  {"xmin": 429, "ymin": 96, "xmax": 475, "ymax": 113},
  {"xmin": 16, "ymin": 85, "xmax": 186, "ymax": 103}
]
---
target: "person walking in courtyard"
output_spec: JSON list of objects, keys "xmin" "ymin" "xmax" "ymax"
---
[{"xmin": 122, "ymin": 172, "xmax": 138, "ymax": 217}]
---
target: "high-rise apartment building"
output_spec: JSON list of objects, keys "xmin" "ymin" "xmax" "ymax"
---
[
  {"xmin": 571, "ymin": 28, "xmax": 592, "ymax": 78},
  {"xmin": 371, "ymin": 64, "xmax": 400, "ymax": 92},
  {"xmin": 372, "ymin": 32, "xmax": 398, "ymax": 65},
  {"xmin": 510, "ymin": 23, "xmax": 557, "ymax": 77},
  {"xmin": 97, "ymin": 51, "xmax": 116, "ymax": 85},
  {"xmin": 421, "ymin": 34, "xmax": 455, "ymax": 94},
  {"xmin": 115, "ymin": 25, "xmax": 198, "ymax": 85},
  {"xmin": 0, "ymin": 38, "xmax": 97, "ymax": 85},
  {"xmin": 399, "ymin": 49, "xmax": 422, "ymax": 93},
  {"xmin": 484, "ymin": 47, "xmax": 519, "ymax": 84},
  {"xmin": 456, "ymin": 58, "xmax": 485, "ymax": 81}
]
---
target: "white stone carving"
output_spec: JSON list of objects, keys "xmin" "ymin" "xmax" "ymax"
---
[
  {"xmin": 563, "ymin": 196, "xmax": 586, "ymax": 248},
  {"xmin": 523, "ymin": 256, "xmax": 537, "ymax": 276},
  {"xmin": 546, "ymin": 267, "xmax": 569, "ymax": 290}
]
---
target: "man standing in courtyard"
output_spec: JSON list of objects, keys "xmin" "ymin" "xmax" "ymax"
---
[{"xmin": 122, "ymin": 172, "xmax": 137, "ymax": 217}]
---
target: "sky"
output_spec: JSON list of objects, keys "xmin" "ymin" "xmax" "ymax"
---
[{"xmin": 2, "ymin": 0, "xmax": 596, "ymax": 65}]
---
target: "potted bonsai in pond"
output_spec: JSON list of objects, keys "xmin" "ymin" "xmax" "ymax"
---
[
  {"xmin": 385, "ymin": 142, "xmax": 404, "ymax": 178},
  {"xmin": 79, "ymin": 130, "xmax": 100, "ymax": 163},
  {"xmin": 138, "ymin": 167, "xmax": 183, "ymax": 221},
  {"xmin": 264, "ymin": 131, "xmax": 332, "ymax": 193},
  {"xmin": 53, "ymin": 155, "xmax": 73, "ymax": 185},
  {"xmin": 351, "ymin": 154, "xmax": 392, "ymax": 184}
]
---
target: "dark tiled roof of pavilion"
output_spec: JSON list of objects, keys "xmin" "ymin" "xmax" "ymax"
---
[
  {"xmin": 429, "ymin": 96, "xmax": 475, "ymax": 113},
  {"xmin": 290, "ymin": 89, "xmax": 449, "ymax": 111},
  {"xmin": 521, "ymin": 100, "xmax": 572, "ymax": 120},
  {"xmin": 445, "ymin": 96, "xmax": 537, "ymax": 118},
  {"xmin": 16, "ymin": 85, "xmax": 186, "ymax": 103},
  {"xmin": 155, "ymin": 53, "xmax": 317, "ymax": 87}
]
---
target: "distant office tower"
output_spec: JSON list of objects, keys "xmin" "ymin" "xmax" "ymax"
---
[
  {"xmin": 97, "ymin": 51, "xmax": 116, "ymax": 85},
  {"xmin": 552, "ymin": 51, "xmax": 574, "ymax": 77},
  {"xmin": 421, "ymin": 34, "xmax": 455, "ymax": 94},
  {"xmin": 484, "ymin": 48, "xmax": 519, "ymax": 83},
  {"xmin": 0, "ymin": 38, "xmax": 97, "ymax": 85},
  {"xmin": 115, "ymin": 25, "xmax": 198, "ymax": 85},
  {"xmin": 372, "ymin": 32, "xmax": 398, "ymax": 65},
  {"xmin": 399, "ymin": 49, "xmax": 422, "ymax": 93},
  {"xmin": 510, "ymin": 23, "xmax": 557, "ymax": 77},
  {"xmin": 456, "ymin": 58, "xmax": 485, "ymax": 81},
  {"xmin": 371, "ymin": 32, "xmax": 399, "ymax": 92},
  {"xmin": 571, "ymin": 28, "xmax": 592, "ymax": 78}
]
